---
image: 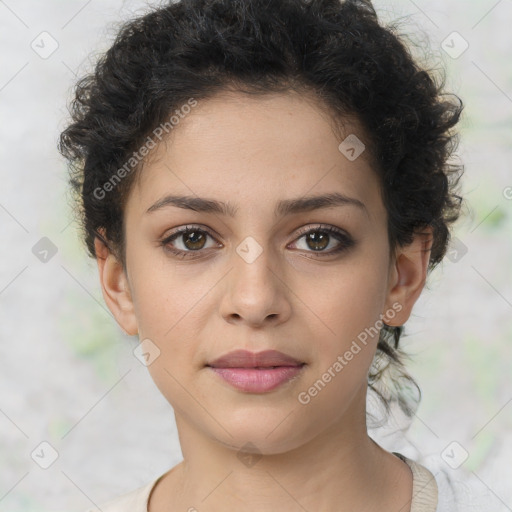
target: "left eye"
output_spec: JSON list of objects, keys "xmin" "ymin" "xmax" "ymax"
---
[
  {"xmin": 289, "ymin": 225, "xmax": 354, "ymax": 255},
  {"xmin": 161, "ymin": 224, "xmax": 353, "ymax": 259},
  {"xmin": 161, "ymin": 226, "xmax": 218, "ymax": 256}
]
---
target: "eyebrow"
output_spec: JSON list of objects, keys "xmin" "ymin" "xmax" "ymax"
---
[{"xmin": 145, "ymin": 192, "xmax": 368, "ymax": 218}]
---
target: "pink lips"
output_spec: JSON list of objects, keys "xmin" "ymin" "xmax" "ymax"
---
[{"xmin": 206, "ymin": 349, "xmax": 306, "ymax": 393}]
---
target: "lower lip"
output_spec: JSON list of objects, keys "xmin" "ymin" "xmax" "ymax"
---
[{"xmin": 208, "ymin": 365, "xmax": 305, "ymax": 392}]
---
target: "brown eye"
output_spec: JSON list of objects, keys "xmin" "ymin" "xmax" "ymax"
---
[
  {"xmin": 160, "ymin": 223, "xmax": 354, "ymax": 260},
  {"xmin": 180, "ymin": 230, "xmax": 207, "ymax": 250},
  {"xmin": 290, "ymin": 225, "xmax": 355, "ymax": 256},
  {"xmin": 304, "ymin": 231, "xmax": 329, "ymax": 251},
  {"xmin": 161, "ymin": 225, "xmax": 219, "ymax": 259}
]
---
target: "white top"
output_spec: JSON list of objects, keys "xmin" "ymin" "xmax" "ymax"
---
[{"xmin": 83, "ymin": 452, "xmax": 454, "ymax": 512}]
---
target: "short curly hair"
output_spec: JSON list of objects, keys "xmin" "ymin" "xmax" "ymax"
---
[{"xmin": 58, "ymin": 0, "xmax": 464, "ymax": 418}]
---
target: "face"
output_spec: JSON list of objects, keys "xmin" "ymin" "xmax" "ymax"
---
[{"xmin": 96, "ymin": 90, "xmax": 429, "ymax": 455}]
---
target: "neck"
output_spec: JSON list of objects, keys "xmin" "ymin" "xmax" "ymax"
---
[{"xmin": 150, "ymin": 386, "xmax": 412, "ymax": 512}]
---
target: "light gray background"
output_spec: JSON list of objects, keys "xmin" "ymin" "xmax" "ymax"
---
[{"xmin": 0, "ymin": 0, "xmax": 511, "ymax": 510}]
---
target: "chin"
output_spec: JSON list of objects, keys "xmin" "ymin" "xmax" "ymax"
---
[{"xmin": 210, "ymin": 412, "xmax": 310, "ymax": 456}]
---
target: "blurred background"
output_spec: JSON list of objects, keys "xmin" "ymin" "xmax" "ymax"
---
[{"xmin": 0, "ymin": 0, "xmax": 511, "ymax": 510}]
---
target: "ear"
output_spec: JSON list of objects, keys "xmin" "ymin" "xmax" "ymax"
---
[
  {"xmin": 382, "ymin": 226, "xmax": 433, "ymax": 326},
  {"xmin": 94, "ymin": 229, "xmax": 138, "ymax": 336}
]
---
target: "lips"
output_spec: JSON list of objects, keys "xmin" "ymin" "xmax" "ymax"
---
[
  {"xmin": 206, "ymin": 349, "xmax": 304, "ymax": 369},
  {"xmin": 206, "ymin": 349, "xmax": 306, "ymax": 393}
]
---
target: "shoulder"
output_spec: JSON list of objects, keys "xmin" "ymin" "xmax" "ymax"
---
[
  {"xmin": 81, "ymin": 478, "xmax": 158, "ymax": 512},
  {"xmin": 394, "ymin": 452, "xmax": 439, "ymax": 511},
  {"xmin": 393, "ymin": 451, "xmax": 464, "ymax": 512}
]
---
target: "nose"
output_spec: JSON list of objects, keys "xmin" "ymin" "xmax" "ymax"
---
[{"xmin": 219, "ymin": 239, "xmax": 292, "ymax": 327}]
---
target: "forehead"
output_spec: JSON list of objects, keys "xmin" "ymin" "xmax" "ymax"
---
[{"xmin": 128, "ymin": 90, "xmax": 383, "ymax": 219}]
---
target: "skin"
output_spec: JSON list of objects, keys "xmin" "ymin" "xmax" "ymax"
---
[{"xmin": 94, "ymin": 90, "xmax": 432, "ymax": 512}]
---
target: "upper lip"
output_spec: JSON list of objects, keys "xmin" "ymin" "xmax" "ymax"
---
[{"xmin": 207, "ymin": 349, "xmax": 304, "ymax": 368}]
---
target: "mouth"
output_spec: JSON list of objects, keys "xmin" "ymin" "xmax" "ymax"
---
[
  {"xmin": 205, "ymin": 349, "xmax": 306, "ymax": 392},
  {"xmin": 207, "ymin": 365, "xmax": 306, "ymax": 393},
  {"xmin": 206, "ymin": 364, "xmax": 304, "ymax": 369},
  {"xmin": 206, "ymin": 349, "xmax": 305, "ymax": 369}
]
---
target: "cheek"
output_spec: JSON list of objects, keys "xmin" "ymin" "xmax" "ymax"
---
[
  {"xmin": 133, "ymin": 276, "xmax": 205, "ymax": 411},
  {"xmin": 295, "ymin": 273, "xmax": 385, "ymax": 421},
  {"xmin": 128, "ymin": 249, "xmax": 201, "ymax": 338},
  {"xmin": 128, "ymin": 253, "xmax": 215, "ymax": 377},
  {"xmin": 304, "ymin": 259, "xmax": 389, "ymax": 343},
  {"xmin": 297, "ymin": 255, "xmax": 389, "ymax": 403}
]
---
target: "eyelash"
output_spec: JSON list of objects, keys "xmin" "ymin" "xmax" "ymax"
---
[{"xmin": 160, "ymin": 224, "xmax": 355, "ymax": 260}]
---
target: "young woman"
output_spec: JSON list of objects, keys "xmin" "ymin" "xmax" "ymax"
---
[{"xmin": 58, "ymin": 0, "xmax": 464, "ymax": 510}]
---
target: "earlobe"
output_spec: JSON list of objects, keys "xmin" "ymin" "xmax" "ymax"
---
[
  {"xmin": 94, "ymin": 231, "xmax": 139, "ymax": 336},
  {"xmin": 382, "ymin": 227, "xmax": 433, "ymax": 326}
]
